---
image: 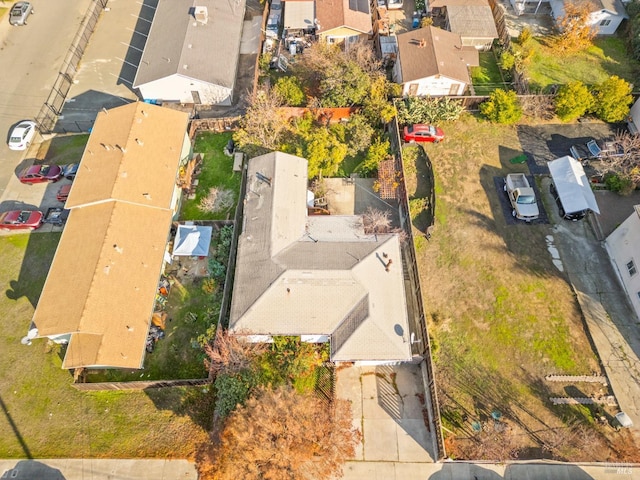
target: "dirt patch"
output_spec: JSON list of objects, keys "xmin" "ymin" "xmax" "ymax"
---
[{"xmin": 415, "ymin": 115, "xmax": 628, "ymax": 461}]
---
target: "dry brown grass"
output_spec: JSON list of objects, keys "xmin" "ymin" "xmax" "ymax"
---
[{"xmin": 405, "ymin": 114, "xmax": 626, "ymax": 460}]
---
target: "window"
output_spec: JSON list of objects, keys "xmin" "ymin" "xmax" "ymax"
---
[
  {"xmin": 627, "ymin": 260, "xmax": 637, "ymax": 277},
  {"xmin": 600, "ymin": 19, "xmax": 611, "ymax": 26}
]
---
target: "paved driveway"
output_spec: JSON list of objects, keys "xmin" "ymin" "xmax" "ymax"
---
[
  {"xmin": 337, "ymin": 365, "xmax": 436, "ymax": 464},
  {"xmin": 516, "ymin": 123, "xmax": 624, "ymax": 175}
]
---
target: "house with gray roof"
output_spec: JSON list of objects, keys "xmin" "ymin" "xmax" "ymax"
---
[
  {"xmin": 549, "ymin": 0, "xmax": 628, "ymax": 35},
  {"xmin": 133, "ymin": 0, "xmax": 245, "ymax": 106},
  {"xmin": 392, "ymin": 26, "xmax": 479, "ymax": 97},
  {"xmin": 429, "ymin": 0, "xmax": 498, "ymax": 51},
  {"xmin": 228, "ymin": 152, "xmax": 414, "ymax": 364}
]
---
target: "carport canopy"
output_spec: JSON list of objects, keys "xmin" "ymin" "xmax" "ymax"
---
[
  {"xmin": 172, "ymin": 224, "xmax": 213, "ymax": 257},
  {"xmin": 548, "ymin": 156, "xmax": 600, "ymax": 215}
]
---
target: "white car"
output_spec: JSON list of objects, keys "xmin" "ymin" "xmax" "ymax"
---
[{"xmin": 8, "ymin": 121, "xmax": 37, "ymax": 151}]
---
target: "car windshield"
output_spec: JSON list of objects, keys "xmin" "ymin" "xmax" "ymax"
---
[
  {"xmin": 10, "ymin": 136, "xmax": 22, "ymax": 142},
  {"xmin": 517, "ymin": 195, "xmax": 536, "ymax": 204},
  {"xmin": 40, "ymin": 166, "xmax": 51, "ymax": 175},
  {"xmin": 18, "ymin": 211, "xmax": 30, "ymax": 222},
  {"xmin": 428, "ymin": 126, "xmax": 436, "ymax": 135}
]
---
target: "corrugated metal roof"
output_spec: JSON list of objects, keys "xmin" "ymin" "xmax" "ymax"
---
[{"xmin": 133, "ymin": 0, "xmax": 245, "ymax": 89}]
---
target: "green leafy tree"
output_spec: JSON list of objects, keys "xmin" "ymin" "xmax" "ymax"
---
[
  {"xmin": 320, "ymin": 60, "xmax": 371, "ymax": 106},
  {"xmin": 362, "ymin": 76, "xmax": 397, "ymax": 126},
  {"xmin": 300, "ymin": 127, "xmax": 348, "ymax": 178},
  {"xmin": 356, "ymin": 138, "xmax": 390, "ymax": 175},
  {"xmin": 554, "ymin": 81, "xmax": 594, "ymax": 121},
  {"xmin": 343, "ymin": 114, "xmax": 374, "ymax": 156},
  {"xmin": 591, "ymin": 75, "xmax": 633, "ymax": 123},
  {"xmin": 553, "ymin": 1, "xmax": 596, "ymax": 55},
  {"xmin": 480, "ymin": 89, "xmax": 522, "ymax": 124},
  {"xmin": 273, "ymin": 76, "xmax": 306, "ymax": 106},
  {"xmin": 214, "ymin": 371, "xmax": 255, "ymax": 418}
]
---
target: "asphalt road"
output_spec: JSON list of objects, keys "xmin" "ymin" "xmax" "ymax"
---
[{"xmin": 0, "ymin": 0, "xmax": 92, "ymax": 198}]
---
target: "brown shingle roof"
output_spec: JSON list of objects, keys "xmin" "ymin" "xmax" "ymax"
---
[
  {"xmin": 396, "ymin": 26, "xmax": 478, "ymax": 84},
  {"xmin": 32, "ymin": 103, "xmax": 189, "ymax": 369},
  {"xmin": 316, "ymin": 0, "xmax": 372, "ymax": 35}
]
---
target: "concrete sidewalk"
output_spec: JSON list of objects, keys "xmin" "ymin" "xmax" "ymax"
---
[
  {"xmin": 0, "ymin": 459, "xmax": 197, "ymax": 480},
  {"xmin": 341, "ymin": 460, "xmax": 639, "ymax": 479}
]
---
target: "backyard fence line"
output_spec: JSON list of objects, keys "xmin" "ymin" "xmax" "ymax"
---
[
  {"xmin": 71, "ymin": 378, "xmax": 211, "ymax": 391},
  {"xmin": 189, "ymin": 117, "xmax": 241, "ymax": 138},
  {"xmin": 388, "ymin": 116, "xmax": 446, "ymax": 460}
]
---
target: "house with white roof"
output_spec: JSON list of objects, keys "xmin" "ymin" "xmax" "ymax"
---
[{"xmin": 228, "ymin": 152, "xmax": 415, "ymax": 365}]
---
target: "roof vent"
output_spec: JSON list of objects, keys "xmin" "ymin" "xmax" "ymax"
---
[
  {"xmin": 136, "ymin": 138, "xmax": 144, "ymax": 146},
  {"xmin": 194, "ymin": 6, "xmax": 208, "ymax": 24}
]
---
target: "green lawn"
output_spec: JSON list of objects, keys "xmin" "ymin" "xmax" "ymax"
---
[
  {"xmin": 526, "ymin": 36, "xmax": 640, "ymax": 90},
  {"xmin": 0, "ymin": 234, "xmax": 209, "ymax": 458},
  {"xmin": 181, "ymin": 132, "xmax": 242, "ymax": 220},
  {"xmin": 470, "ymin": 52, "xmax": 507, "ymax": 95}
]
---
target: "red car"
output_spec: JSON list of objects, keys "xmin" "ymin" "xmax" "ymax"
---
[
  {"xmin": 403, "ymin": 124, "xmax": 445, "ymax": 143},
  {"xmin": 18, "ymin": 164, "xmax": 62, "ymax": 184},
  {"xmin": 56, "ymin": 183, "xmax": 72, "ymax": 202},
  {"xmin": 0, "ymin": 210, "xmax": 43, "ymax": 230}
]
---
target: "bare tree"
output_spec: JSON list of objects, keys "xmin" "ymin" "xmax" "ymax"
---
[
  {"xmin": 590, "ymin": 131, "xmax": 640, "ymax": 186},
  {"xmin": 520, "ymin": 93, "xmax": 555, "ymax": 120},
  {"xmin": 362, "ymin": 207, "xmax": 392, "ymax": 234},
  {"xmin": 204, "ymin": 329, "xmax": 267, "ymax": 376},
  {"xmin": 198, "ymin": 386, "xmax": 361, "ymax": 480},
  {"xmin": 234, "ymin": 89, "xmax": 290, "ymax": 153}
]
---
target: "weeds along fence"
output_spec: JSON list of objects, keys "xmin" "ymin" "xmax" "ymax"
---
[
  {"xmin": 189, "ymin": 117, "xmax": 242, "ymax": 138},
  {"xmin": 388, "ymin": 117, "xmax": 446, "ymax": 460},
  {"xmin": 35, "ymin": 0, "xmax": 108, "ymax": 134}
]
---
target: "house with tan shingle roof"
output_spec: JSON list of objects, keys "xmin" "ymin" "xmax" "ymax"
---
[
  {"xmin": 392, "ymin": 26, "xmax": 479, "ymax": 97},
  {"xmin": 315, "ymin": 0, "xmax": 373, "ymax": 45},
  {"xmin": 228, "ymin": 152, "xmax": 414, "ymax": 364},
  {"xmin": 31, "ymin": 102, "xmax": 191, "ymax": 369}
]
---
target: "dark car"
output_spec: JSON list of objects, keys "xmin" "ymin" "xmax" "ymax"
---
[
  {"xmin": 0, "ymin": 210, "xmax": 43, "ymax": 230},
  {"xmin": 61, "ymin": 163, "xmax": 79, "ymax": 180},
  {"xmin": 56, "ymin": 184, "xmax": 72, "ymax": 203},
  {"xmin": 18, "ymin": 164, "xmax": 62, "ymax": 184},
  {"xmin": 9, "ymin": 2, "xmax": 34, "ymax": 26},
  {"xmin": 403, "ymin": 124, "xmax": 445, "ymax": 143}
]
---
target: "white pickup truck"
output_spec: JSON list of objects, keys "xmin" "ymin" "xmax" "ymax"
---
[{"xmin": 504, "ymin": 173, "xmax": 539, "ymax": 222}]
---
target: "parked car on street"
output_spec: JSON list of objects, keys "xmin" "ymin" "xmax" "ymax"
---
[
  {"xmin": 0, "ymin": 210, "xmax": 43, "ymax": 230},
  {"xmin": 18, "ymin": 164, "xmax": 62, "ymax": 184},
  {"xmin": 9, "ymin": 2, "xmax": 34, "ymax": 26},
  {"xmin": 56, "ymin": 184, "xmax": 72, "ymax": 203},
  {"xmin": 8, "ymin": 120, "xmax": 37, "ymax": 150},
  {"xmin": 61, "ymin": 163, "xmax": 79, "ymax": 180},
  {"xmin": 403, "ymin": 124, "xmax": 445, "ymax": 143},
  {"xmin": 387, "ymin": 0, "xmax": 403, "ymax": 9}
]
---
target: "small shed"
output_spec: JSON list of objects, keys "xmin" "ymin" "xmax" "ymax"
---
[{"xmin": 173, "ymin": 224, "xmax": 213, "ymax": 256}]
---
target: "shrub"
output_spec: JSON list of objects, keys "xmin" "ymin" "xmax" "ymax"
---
[
  {"xmin": 591, "ymin": 76, "xmax": 633, "ymax": 123},
  {"xmin": 273, "ymin": 76, "xmax": 306, "ymax": 106},
  {"xmin": 479, "ymin": 89, "xmax": 522, "ymax": 124},
  {"xmin": 356, "ymin": 138, "xmax": 390, "ymax": 175},
  {"xmin": 554, "ymin": 81, "xmax": 594, "ymax": 122},
  {"xmin": 214, "ymin": 371, "xmax": 254, "ymax": 418},
  {"xmin": 517, "ymin": 26, "xmax": 532, "ymax": 45},
  {"xmin": 605, "ymin": 173, "xmax": 635, "ymax": 196},
  {"xmin": 499, "ymin": 51, "xmax": 516, "ymax": 71}
]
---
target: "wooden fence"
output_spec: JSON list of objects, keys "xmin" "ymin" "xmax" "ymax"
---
[{"xmin": 72, "ymin": 378, "xmax": 211, "ymax": 391}]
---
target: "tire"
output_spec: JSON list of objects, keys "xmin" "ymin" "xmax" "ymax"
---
[
  {"xmin": 26, "ymin": 142, "xmax": 30, "ymax": 148},
  {"xmin": 559, "ymin": 207, "xmax": 565, "ymax": 218},
  {"xmin": 512, "ymin": 209, "xmax": 517, "ymax": 218},
  {"xmin": 434, "ymin": 139, "xmax": 440, "ymax": 144}
]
